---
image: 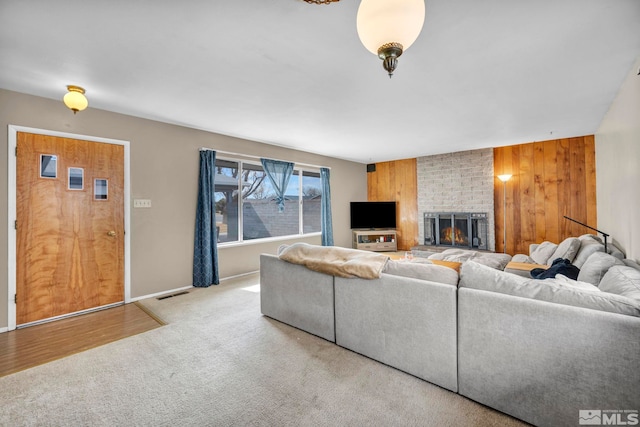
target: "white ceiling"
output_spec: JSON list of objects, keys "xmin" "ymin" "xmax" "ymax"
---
[{"xmin": 1, "ymin": 0, "xmax": 639, "ymax": 163}]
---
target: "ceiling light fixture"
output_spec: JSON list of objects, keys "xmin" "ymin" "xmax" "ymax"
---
[
  {"xmin": 357, "ymin": 0, "xmax": 425, "ymax": 78},
  {"xmin": 63, "ymin": 85, "xmax": 88, "ymax": 114},
  {"xmin": 303, "ymin": 0, "xmax": 340, "ymax": 4}
]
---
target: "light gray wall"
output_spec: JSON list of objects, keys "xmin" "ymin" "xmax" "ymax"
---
[
  {"xmin": 595, "ymin": 57, "xmax": 640, "ymax": 262},
  {"xmin": 0, "ymin": 89, "xmax": 366, "ymax": 328}
]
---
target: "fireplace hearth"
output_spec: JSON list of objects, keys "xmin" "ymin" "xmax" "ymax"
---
[{"xmin": 424, "ymin": 212, "xmax": 488, "ymax": 250}]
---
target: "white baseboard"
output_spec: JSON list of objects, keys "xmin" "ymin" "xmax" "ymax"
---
[
  {"xmin": 131, "ymin": 271, "xmax": 260, "ymax": 302},
  {"xmin": 130, "ymin": 285, "xmax": 193, "ymax": 303},
  {"xmin": 220, "ymin": 270, "xmax": 260, "ymax": 282}
]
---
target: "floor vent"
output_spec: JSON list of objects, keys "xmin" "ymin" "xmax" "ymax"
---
[{"xmin": 157, "ymin": 291, "xmax": 190, "ymax": 301}]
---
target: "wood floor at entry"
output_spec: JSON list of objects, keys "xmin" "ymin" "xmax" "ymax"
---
[
  {"xmin": 0, "ymin": 303, "xmax": 164, "ymax": 377},
  {"xmin": 16, "ymin": 132, "xmax": 125, "ymax": 325}
]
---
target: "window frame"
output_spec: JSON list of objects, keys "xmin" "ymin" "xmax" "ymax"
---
[{"xmin": 215, "ymin": 156, "xmax": 322, "ymax": 247}]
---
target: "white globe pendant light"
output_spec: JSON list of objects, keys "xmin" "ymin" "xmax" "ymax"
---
[
  {"xmin": 357, "ymin": 0, "xmax": 425, "ymax": 77},
  {"xmin": 63, "ymin": 85, "xmax": 89, "ymax": 114}
]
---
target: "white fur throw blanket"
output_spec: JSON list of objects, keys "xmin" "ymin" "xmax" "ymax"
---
[{"xmin": 278, "ymin": 243, "xmax": 389, "ymax": 279}]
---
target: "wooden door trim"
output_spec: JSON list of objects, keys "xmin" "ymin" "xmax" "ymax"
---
[{"xmin": 7, "ymin": 125, "xmax": 131, "ymax": 331}]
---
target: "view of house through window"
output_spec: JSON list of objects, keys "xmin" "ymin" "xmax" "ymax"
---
[{"xmin": 214, "ymin": 158, "xmax": 322, "ymax": 244}]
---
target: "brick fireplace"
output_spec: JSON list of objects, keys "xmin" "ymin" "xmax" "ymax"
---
[{"xmin": 417, "ymin": 148, "xmax": 496, "ymax": 251}]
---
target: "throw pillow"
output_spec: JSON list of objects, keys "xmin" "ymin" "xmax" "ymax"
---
[
  {"xmin": 530, "ymin": 241, "xmax": 558, "ymax": 264},
  {"xmin": 548, "ymin": 237, "xmax": 581, "ymax": 264},
  {"xmin": 576, "ymin": 252, "xmax": 623, "ymax": 285},
  {"xmin": 599, "ymin": 266, "xmax": 640, "ymax": 303}
]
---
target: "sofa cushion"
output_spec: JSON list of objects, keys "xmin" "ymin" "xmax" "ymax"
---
[
  {"xmin": 577, "ymin": 252, "xmax": 623, "ymax": 285},
  {"xmin": 530, "ymin": 241, "xmax": 558, "ymax": 265},
  {"xmin": 383, "ymin": 260, "xmax": 458, "ymax": 286},
  {"xmin": 548, "ymin": 237, "xmax": 581, "ymax": 264},
  {"xmin": 460, "ymin": 259, "xmax": 529, "ymax": 289},
  {"xmin": 459, "ymin": 261, "xmax": 640, "ymax": 317},
  {"xmin": 428, "ymin": 249, "xmax": 476, "ymax": 263},
  {"xmin": 599, "ymin": 266, "xmax": 640, "ymax": 303},
  {"xmin": 553, "ymin": 274, "xmax": 602, "ymax": 292},
  {"xmin": 572, "ymin": 238, "xmax": 605, "ymax": 269},
  {"xmin": 428, "ymin": 249, "xmax": 511, "ymax": 270},
  {"xmin": 511, "ymin": 253, "xmax": 536, "ymax": 264},
  {"xmin": 470, "ymin": 253, "xmax": 512, "ymax": 270},
  {"xmin": 623, "ymin": 259, "xmax": 640, "ymax": 271},
  {"xmin": 578, "ymin": 233, "xmax": 601, "ymax": 243},
  {"xmin": 608, "ymin": 243, "xmax": 626, "ymax": 260}
]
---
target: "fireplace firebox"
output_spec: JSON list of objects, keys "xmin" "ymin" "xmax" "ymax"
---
[{"xmin": 424, "ymin": 212, "xmax": 488, "ymax": 250}]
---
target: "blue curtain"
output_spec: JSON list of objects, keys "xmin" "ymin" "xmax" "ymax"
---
[
  {"xmin": 193, "ymin": 150, "xmax": 219, "ymax": 287},
  {"xmin": 260, "ymin": 158, "xmax": 294, "ymax": 212},
  {"xmin": 320, "ymin": 167, "xmax": 334, "ymax": 246}
]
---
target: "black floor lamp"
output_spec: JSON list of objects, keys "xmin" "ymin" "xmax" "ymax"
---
[{"xmin": 564, "ymin": 216, "xmax": 610, "ymax": 253}]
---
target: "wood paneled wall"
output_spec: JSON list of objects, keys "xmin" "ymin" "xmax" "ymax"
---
[
  {"xmin": 494, "ymin": 135, "xmax": 597, "ymax": 255},
  {"xmin": 367, "ymin": 159, "xmax": 418, "ymax": 251}
]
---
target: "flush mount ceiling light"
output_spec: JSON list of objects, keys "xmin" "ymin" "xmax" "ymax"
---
[
  {"xmin": 63, "ymin": 85, "xmax": 88, "ymax": 114},
  {"xmin": 303, "ymin": 0, "xmax": 340, "ymax": 3},
  {"xmin": 357, "ymin": 0, "xmax": 425, "ymax": 77}
]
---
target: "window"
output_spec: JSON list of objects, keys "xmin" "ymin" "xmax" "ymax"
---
[
  {"xmin": 40, "ymin": 154, "xmax": 57, "ymax": 178},
  {"xmin": 302, "ymin": 171, "xmax": 322, "ymax": 233},
  {"xmin": 68, "ymin": 167, "xmax": 84, "ymax": 190},
  {"xmin": 94, "ymin": 179, "xmax": 108, "ymax": 200},
  {"xmin": 214, "ymin": 158, "xmax": 322, "ymax": 244}
]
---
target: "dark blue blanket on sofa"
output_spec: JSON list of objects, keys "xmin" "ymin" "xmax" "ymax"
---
[{"xmin": 530, "ymin": 258, "xmax": 580, "ymax": 280}]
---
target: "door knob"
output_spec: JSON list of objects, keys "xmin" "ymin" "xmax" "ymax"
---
[{"xmin": 107, "ymin": 231, "xmax": 116, "ymax": 237}]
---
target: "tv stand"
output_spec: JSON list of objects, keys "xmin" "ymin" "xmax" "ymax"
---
[{"xmin": 352, "ymin": 229, "xmax": 397, "ymax": 252}]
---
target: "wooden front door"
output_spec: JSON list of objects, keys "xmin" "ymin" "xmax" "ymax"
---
[{"xmin": 16, "ymin": 132, "xmax": 125, "ymax": 325}]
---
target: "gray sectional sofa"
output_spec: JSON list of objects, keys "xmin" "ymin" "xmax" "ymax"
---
[
  {"xmin": 260, "ymin": 252, "xmax": 459, "ymax": 392},
  {"xmin": 260, "ymin": 242, "xmax": 640, "ymax": 427}
]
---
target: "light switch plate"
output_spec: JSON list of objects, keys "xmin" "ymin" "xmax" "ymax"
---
[{"xmin": 133, "ymin": 199, "xmax": 152, "ymax": 208}]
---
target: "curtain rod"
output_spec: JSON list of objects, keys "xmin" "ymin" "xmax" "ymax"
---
[{"xmin": 199, "ymin": 147, "xmax": 330, "ymax": 170}]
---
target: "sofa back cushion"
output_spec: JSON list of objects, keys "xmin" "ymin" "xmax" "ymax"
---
[
  {"xmin": 572, "ymin": 238, "xmax": 605, "ymax": 268},
  {"xmin": 459, "ymin": 261, "xmax": 640, "ymax": 317},
  {"xmin": 547, "ymin": 237, "xmax": 581, "ymax": 265},
  {"xmin": 608, "ymin": 243, "xmax": 626, "ymax": 260},
  {"xmin": 599, "ymin": 266, "xmax": 640, "ymax": 303},
  {"xmin": 576, "ymin": 252, "xmax": 623, "ymax": 285},
  {"xmin": 384, "ymin": 260, "xmax": 459, "ymax": 286},
  {"xmin": 529, "ymin": 241, "xmax": 558, "ymax": 265},
  {"xmin": 578, "ymin": 233, "xmax": 601, "ymax": 243},
  {"xmin": 623, "ymin": 259, "xmax": 640, "ymax": 271}
]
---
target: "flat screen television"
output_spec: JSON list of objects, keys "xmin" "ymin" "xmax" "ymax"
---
[{"xmin": 350, "ymin": 201, "xmax": 397, "ymax": 229}]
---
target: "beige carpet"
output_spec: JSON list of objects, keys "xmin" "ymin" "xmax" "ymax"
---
[{"xmin": 0, "ymin": 273, "xmax": 528, "ymax": 426}]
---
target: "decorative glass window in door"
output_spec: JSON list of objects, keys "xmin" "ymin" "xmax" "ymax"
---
[
  {"xmin": 40, "ymin": 154, "xmax": 57, "ymax": 178},
  {"xmin": 94, "ymin": 178, "xmax": 108, "ymax": 200},
  {"xmin": 68, "ymin": 167, "xmax": 84, "ymax": 190}
]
